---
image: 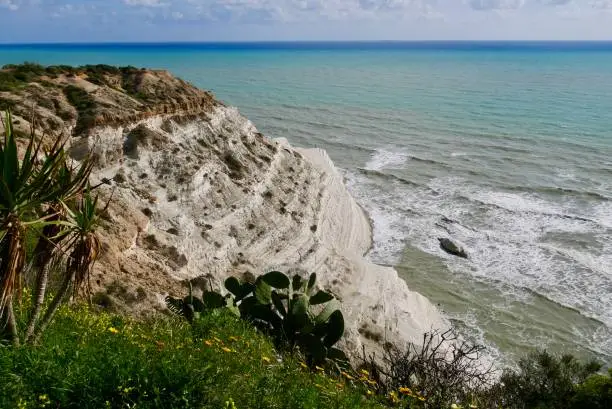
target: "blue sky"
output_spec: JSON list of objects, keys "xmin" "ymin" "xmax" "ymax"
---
[{"xmin": 1, "ymin": 0, "xmax": 611, "ymax": 42}]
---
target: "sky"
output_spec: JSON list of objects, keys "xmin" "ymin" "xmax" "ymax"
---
[{"xmin": 0, "ymin": 0, "xmax": 611, "ymax": 42}]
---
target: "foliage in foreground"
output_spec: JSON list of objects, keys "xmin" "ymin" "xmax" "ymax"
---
[
  {"xmin": 0, "ymin": 306, "xmax": 389, "ymax": 409},
  {"xmin": 166, "ymin": 271, "xmax": 346, "ymax": 365},
  {"xmin": 366, "ymin": 337, "xmax": 611, "ymax": 409},
  {"xmin": 369, "ymin": 329, "xmax": 493, "ymax": 408},
  {"xmin": 489, "ymin": 351, "xmax": 611, "ymax": 409},
  {"xmin": 2, "ymin": 302, "xmax": 609, "ymax": 409}
]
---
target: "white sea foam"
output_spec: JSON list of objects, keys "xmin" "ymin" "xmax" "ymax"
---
[
  {"xmin": 593, "ymin": 202, "xmax": 612, "ymax": 230},
  {"xmin": 556, "ymin": 168, "xmax": 576, "ymax": 180},
  {"xmin": 345, "ymin": 166, "xmax": 612, "ymax": 361},
  {"xmin": 364, "ymin": 148, "xmax": 408, "ymax": 171}
]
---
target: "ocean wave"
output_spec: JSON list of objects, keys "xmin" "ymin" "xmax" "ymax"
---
[
  {"xmin": 356, "ymin": 168, "xmax": 423, "ymax": 188},
  {"xmin": 505, "ymin": 184, "xmax": 611, "ymax": 202},
  {"xmin": 345, "ymin": 167, "xmax": 612, "ymax": 359},
  {"xmin": 364, "ymin": 148, "xmax": 409, "ymax": 171},
  {"xmin": 434, "ymin": 181, "xmax": 610, "ymax": 228}
]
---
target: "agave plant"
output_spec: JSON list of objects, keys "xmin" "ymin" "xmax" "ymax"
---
[{"xmin": 0, "ymin": 111, "xmax": 96, "ymax": 345}]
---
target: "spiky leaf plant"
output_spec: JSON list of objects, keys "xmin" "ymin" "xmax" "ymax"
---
[
  {"xmin": 0, "ymin": 111, "xmax": 96, "ymax": 345},
  {"xmin": 31, "ymin": 188, "xmax": 102, "ymax": 343},
  {"xmin": 25, "ymin": 161, "xmax": 93, "ymax": 341},
  {"xmin": 0, "ymin": 112, "xmax": 66, "ymax": 345}
]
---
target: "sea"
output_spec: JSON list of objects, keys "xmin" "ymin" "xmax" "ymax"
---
[{"xmin": 1, "ymin": 42, "xmax": 610, "ymax": 366}]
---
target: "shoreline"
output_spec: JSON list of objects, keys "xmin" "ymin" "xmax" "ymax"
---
[{"xmin": 296, "ymin": 146, "xmax": 449, "ymax": 356}]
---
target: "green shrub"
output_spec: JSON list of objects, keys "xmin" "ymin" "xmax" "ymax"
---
[
  {"xmin": 571, "ymin": 369, "xmax": 612, "ymax": 409},
  {"xmin": 63, "ymin": 85, "xmax": 97, "ymax": 134},
  {"xmin": 489, "ymin": 351, "xmax": 603, "ymax": 409}
]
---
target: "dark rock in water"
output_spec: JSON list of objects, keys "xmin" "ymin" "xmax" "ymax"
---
[{"xmin": 438, "ymin": 238, "xmax": 468, "ymax": 259}]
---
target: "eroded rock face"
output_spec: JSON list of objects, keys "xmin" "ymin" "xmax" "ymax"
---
[{"xmin": 1, "ymin": 65, "xmax": 447, "ymax": 359}]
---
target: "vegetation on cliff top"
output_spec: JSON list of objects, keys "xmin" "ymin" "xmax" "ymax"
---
[
  {"xmin": 1, "ymin": 304, "xmax": 390, "ymax": 409},
  {"xmin": 1, "ymin": 302, "xmax": 610, "ymax": 409},
  {"xmin": 0, "ymin": 63, "xmax": 216, "ymax": 137},
  {"xmin": 0, "ymin": 62, "xmax": 144, "ymax": 93}
]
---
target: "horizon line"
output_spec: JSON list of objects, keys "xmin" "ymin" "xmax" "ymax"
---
[{"xmin": 2, "ymin": 40, "xmax": 612, "ymax": 46}]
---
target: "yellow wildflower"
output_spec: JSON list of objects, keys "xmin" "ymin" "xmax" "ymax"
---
[
  {"xmin": 367, "ymin": 379, "xmax": 377, "ymax": 386},
  {"xmin": 225, "ymin": 398, "xmax": 237, "ymax": 409},
  {"xmin": 204, "ymin": 340, "xmax": 213, "ymax": 346},
  {"xmin": 108, "ymin": 327, "xmax": 119, "ymax": 334},
  {"xmin": 214, "ymin": 337, "xmax": 223, "ymax": 343},
  {"xmin": 38, "ymin": 394, "xmax": 50, "ymax": 408},
  {"xmin": 221, "ymin": 347, "xmax": 233, "ymax": 353},
  {"xmin": 399, "ymin": 387, "xmax": 413, "ymax": 395},
  {"xmin": 451, "ymin": 404, "xmax": 462, "ymax": 409},
  {"xmin": 300, "ymin": 362, "xmax": 308, "ymax": 369},
  {"xmin": 389, "ymin": 391, "xmax": 400, "ymax": 404},
  {"xmin": 418, "ymin": 396, "xmax": 426, "ymax": 401},
  {"xmin": 229, "ymin": 336, "xmax": 239, "ymax": 342},
  {"xmin": 315, "ymin": 366, "xmax": 324, "ymax": 372},
  {"xmin": 366, "ymin": 390, "xmax": 373, "ymax": 396},
  {"xmin": 262, "ymin": 356, "xmax": 271, "ymax": 363},
  {"xmin": 360, "ymin": 369, "xmax": 369, "ymax": 376}
]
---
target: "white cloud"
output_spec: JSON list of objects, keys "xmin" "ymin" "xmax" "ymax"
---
[
  {"xmin": 590, "ymin": 0, "xmax": 612, "ymax": 8},
  {"xmin": 468, "ymin": 0, "xmax": 525, "ymax": 10},
  {"xmin": 124, "ymin": 0, "xmax": 169, "ymax": 7},
  {"xmin": 2, "ymin": 0, "xmax": 612, "ymax": 41},
  {"xmin": 539, "ymin": 0, "xmax": 573, "ymax": 5},
  {"xmin": 0, "ymin": 0, "xmax": 19, "ymax": 10}
]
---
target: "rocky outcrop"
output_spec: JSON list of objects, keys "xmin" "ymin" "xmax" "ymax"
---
[
  {"xmin": 438, "ymin": 238, "xmax": 468, "ymax": 259},
  {"xmin": 1, "ymin": 64, "xmax": 448, "ymax": 358}
]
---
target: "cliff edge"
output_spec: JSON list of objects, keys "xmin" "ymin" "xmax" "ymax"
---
[{"xmin": 0, "ymin": 63, "xmax": 448, "ymax": 357}]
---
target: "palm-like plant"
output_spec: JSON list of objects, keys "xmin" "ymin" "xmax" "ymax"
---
[
  {"xmin": 32, "ymin": 189, "xmax": 102, "ymax": 343},
  {"xmin": 24, "ymin": 160, "xmax": 94, "ymax": 342},
  {"xmin": 0, "ymin": 111, "xmax": 96, "ymax": 345}
]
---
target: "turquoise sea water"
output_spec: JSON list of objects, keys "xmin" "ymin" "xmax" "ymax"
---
[{"xmin": 1, "ymin": 43, "xmax": 611, "ymax": 365}]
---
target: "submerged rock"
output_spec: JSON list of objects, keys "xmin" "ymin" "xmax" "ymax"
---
[{"xmin": 438, "ymin": 238, "xmax": 468, "ymax": 259}]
